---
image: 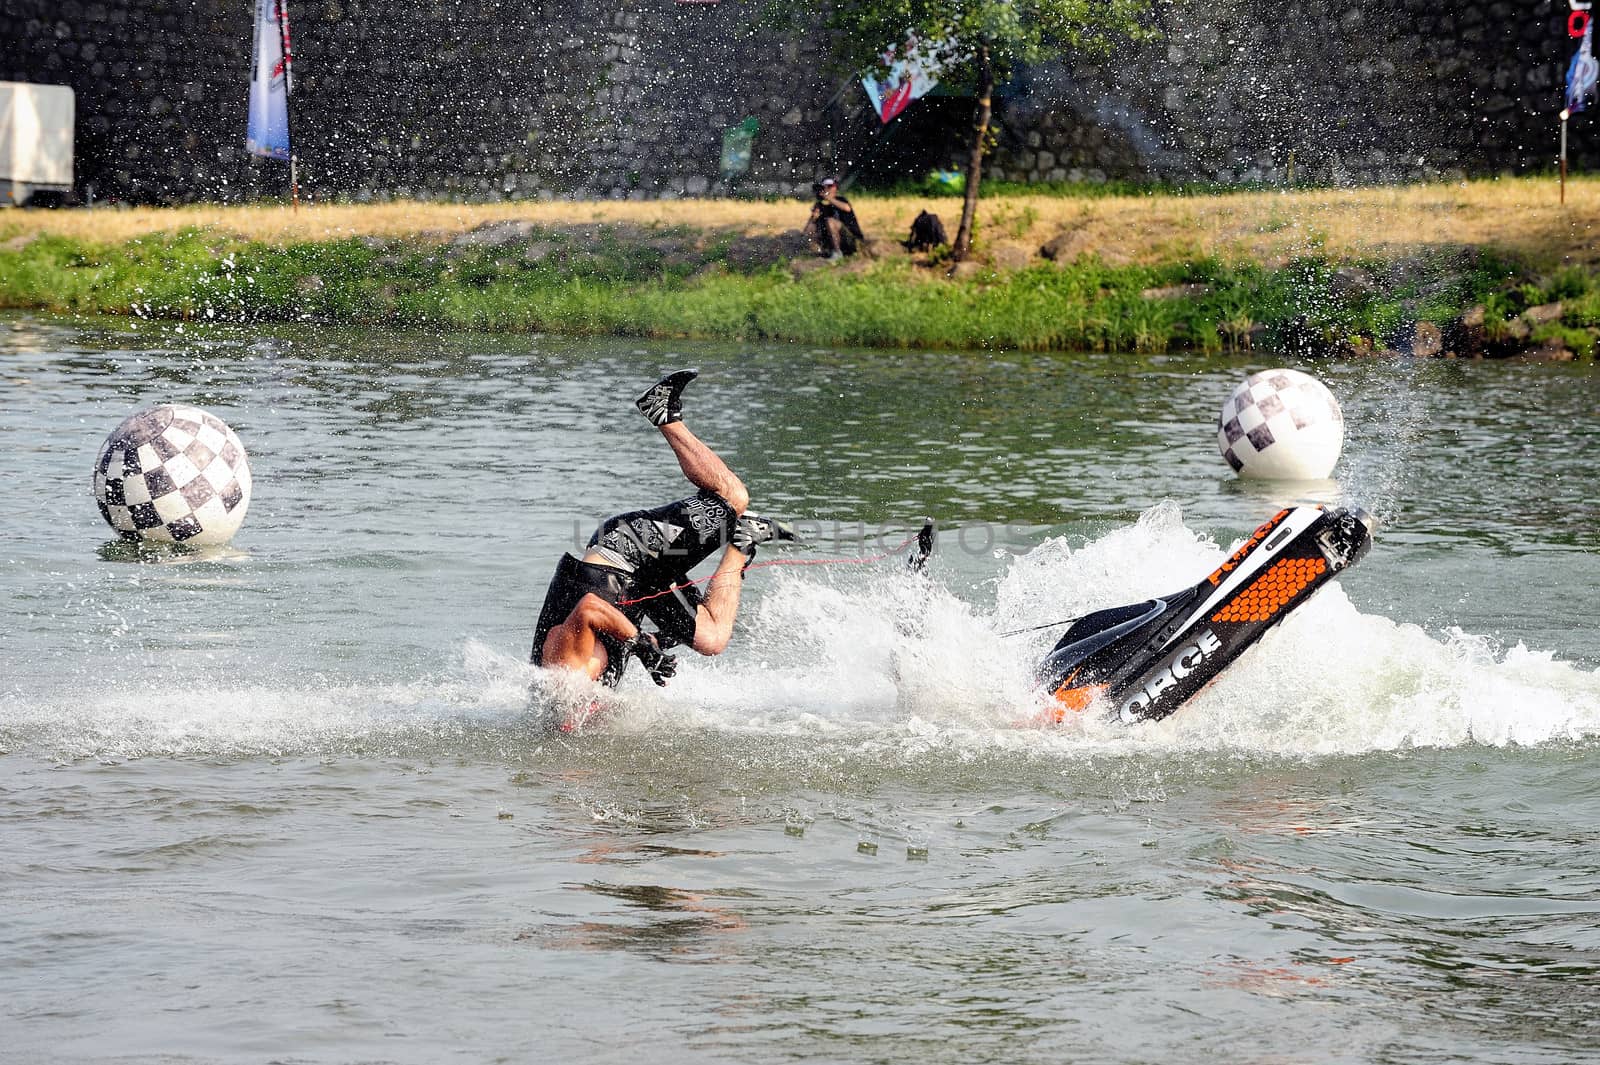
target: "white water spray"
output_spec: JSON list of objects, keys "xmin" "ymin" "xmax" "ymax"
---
[{"xmin": 5, "ymin": 505, "xmax": 1597, "ymax": 761}]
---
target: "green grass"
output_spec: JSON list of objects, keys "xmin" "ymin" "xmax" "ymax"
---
[{"xmin": 1, "ymin": 226, "xmax": 1595, "ymax": 355}]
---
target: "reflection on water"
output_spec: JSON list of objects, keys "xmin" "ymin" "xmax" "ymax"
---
[{"xmin": 520, "ymin": 881, "xmax": 750, "ymax": 963}]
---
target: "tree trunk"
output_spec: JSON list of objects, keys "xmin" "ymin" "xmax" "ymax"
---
[{"xmin": 951, "ymin": 44, "xmax": 993, "ymax": 263}]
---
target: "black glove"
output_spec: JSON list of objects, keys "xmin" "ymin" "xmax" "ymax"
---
[{"xmin": 630, "ymin": 632, "xmax": 678, "ymax": 687}]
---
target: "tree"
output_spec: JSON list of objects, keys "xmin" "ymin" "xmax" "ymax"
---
[{"xmin": 824, "ymin": 1, "xmax": 1152, "ymax": 261}]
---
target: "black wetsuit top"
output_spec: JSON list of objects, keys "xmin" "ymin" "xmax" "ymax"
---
[{"xmin": 531, "ymin": 489, "xmax": 739, "ymax": 685}]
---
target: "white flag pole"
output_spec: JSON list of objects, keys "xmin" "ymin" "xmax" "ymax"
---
[{"xmin": 1561, "ymin": 108, "xmax": 1570, "ymax": 205}]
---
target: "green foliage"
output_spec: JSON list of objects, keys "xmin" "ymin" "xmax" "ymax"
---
[
  {"xmin": 1465, "ymin": 261, "xmax": 1600, "ymax": 343},
  {"xmin": 1565, "ymin": 290, "xmax": 1600, "ymax": 328},
  {"xmin": 988, "ymin": 200, "xmax": 1040, "ymax": 240},
  {"xmin": 3, "ymin": 228, "xmax": 1598, "ymax": 357},
  {"xmin": 818, "ymin": 0, "xmax": 1154, "ymax": 85},
  {"xmin": 1543, "ymin": 265, "xmax": 1595, "ymax": 302},
  {"xmin": 1530, "ymin": 321, "xmax": 1598, "ymax": 356}
]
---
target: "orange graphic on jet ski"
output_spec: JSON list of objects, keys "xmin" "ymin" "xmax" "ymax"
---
[
  {"xmin": 1206, "ymin": 509, "xmax": 1291, "ymax": 587},
  {"xmin": 1042, "ymin": 669, "xmax": 1109, "ymax": 723},
  {"xmin": 1212, "ymin": 555, "xmax": 1327, "ymax": 623}
]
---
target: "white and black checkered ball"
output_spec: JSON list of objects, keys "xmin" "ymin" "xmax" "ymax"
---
[
  {"xmin": 92, "ymin": 404, "xmax": 253, "ymax": 546},
  {"xmin": 1217, "ymin": 368, "xmax": 1344, "ymax": 480}
]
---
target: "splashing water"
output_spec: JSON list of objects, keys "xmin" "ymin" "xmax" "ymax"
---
[
  {"xmin": 5, "ymin": 504, "xmax": 1596, "ymax": 764},
  {"xmin": 1336, "ymin": 358, "xmax": 1439, "ymax": 527},
  {"xmin": 642, "ymin": 501, "xmax": 1600, "ymax": 755}
]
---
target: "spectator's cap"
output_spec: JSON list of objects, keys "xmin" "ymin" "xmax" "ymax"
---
[{"xmin": 820, "ymin": 177, "xmax": 838, "ymax": 188}]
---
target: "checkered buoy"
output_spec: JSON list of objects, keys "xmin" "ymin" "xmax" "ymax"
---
[
  {"xmin": 92, "ymin": 404, "xmax": 253, "ymax": 546},
  {"xmin": 1217, "ymin": 368, "xmax": 1344, "ymax": 480}
]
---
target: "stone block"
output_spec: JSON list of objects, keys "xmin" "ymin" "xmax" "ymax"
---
[
  {"xmin": 1039, "ymin": 226, "xmax": 1088, "ymax": 261},
  {"xmin": 1522, "ymin": 338, "xmax": 1582, "ymax": 361},
  {"xmin": 1411, "ymin": 320, "xmax": 1443, "ymax": 357},
  {"xmin": 990, "ymin": 243, "xmax": 1031, "ymax": 270},
  {"xmin": 1523, "ymin": 302, "xmax": 1564, "ymax": 326},
  {"xmin": 1141, "ymin": 282, "xmax": 1213, "ymax": 301}
]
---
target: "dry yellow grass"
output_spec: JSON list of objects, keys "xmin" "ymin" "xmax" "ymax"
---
[{"xmin": 4, "ymin": 177, "xmax": 1597, "ymax": 267}]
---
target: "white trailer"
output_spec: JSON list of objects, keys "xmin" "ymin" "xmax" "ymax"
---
[{"xmin": 1, "ymin": 82, "xmax": 75, "ymax": 206}]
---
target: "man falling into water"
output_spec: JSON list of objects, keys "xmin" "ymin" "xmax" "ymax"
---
[{"xmin": 531, "ymin": 370, "xmax": 797, "ymax": 688}]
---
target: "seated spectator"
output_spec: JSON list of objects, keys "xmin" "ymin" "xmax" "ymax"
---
[{"xmin": 805, "ymin": 178, "xmax": 865, "ymax": 259}]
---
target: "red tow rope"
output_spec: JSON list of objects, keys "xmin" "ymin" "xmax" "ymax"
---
[{"xmin": 617, "ymin": 533, "xmax": 922, "ymax": 607}]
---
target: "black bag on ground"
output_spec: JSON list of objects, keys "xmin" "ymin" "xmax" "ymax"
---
[{"xmin": 905, "ymin": 210, "xmax": 947, "ymax": 251}]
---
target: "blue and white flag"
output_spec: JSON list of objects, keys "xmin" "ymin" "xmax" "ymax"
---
[
  {"xmin": 1567, "ymin": 10, "xmax": 1598, "ymax": 114},
  {"xmin": 246, "ymin": 0, "xmax": 292, "ymax": 160}
]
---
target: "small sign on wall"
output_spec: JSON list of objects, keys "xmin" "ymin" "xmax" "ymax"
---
[{"xmin": 721, "ymin": 117, "xmax": 758, "ymax": 177}]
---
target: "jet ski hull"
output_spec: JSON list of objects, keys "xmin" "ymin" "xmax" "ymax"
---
[{"xmin": 1036, "ymin": 506, "xmax": 1374, "ymax": 723}]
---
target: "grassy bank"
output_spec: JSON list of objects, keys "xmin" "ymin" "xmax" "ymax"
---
[{"xmin": 3, "ymin": 179, "xmax": 1599, "ymax": 356}]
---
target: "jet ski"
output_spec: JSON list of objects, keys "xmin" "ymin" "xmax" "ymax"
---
[{"xmin": 1035, "ymin": 505, "xmax": 1374, "ymax": 724}]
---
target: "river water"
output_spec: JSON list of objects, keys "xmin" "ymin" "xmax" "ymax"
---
[{"xmin": 3, "ymin": 312, "xmax": 1599, "ymax": 1064}]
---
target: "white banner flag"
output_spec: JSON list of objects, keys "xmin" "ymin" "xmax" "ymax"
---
[{"xmin": 246, "ymin": 0, "xmax": 291, "ymax": 160}]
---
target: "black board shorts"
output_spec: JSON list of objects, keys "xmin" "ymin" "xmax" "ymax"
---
[{"xmin": 588, "ymin": 489, "xmax": 739, "ymax": 584}]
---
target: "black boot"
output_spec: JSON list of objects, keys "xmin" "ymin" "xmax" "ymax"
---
[
  {"xmin": 635, "ymin": 369, "xmax": 699, "ymax": 427},
  {"xmin": 733, "ymin": 515, "xmax": 801, "ymax": 568}
]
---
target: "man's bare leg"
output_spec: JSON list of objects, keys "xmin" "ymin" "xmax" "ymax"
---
[
  {"xmin": 691, "ymin": 547, "xmax": 750, "ymax": 655},
  {"xmin": 627, "ymin": 369, "xmax": 798, "ymax": 659},
  {"xmin": 635, "ymin": 370, "xmax": 749, "ymax": 515},
  {"xmin": 541, "ymin": 593, "xmax": 637, "ymax": 681},
  {"xmin": 659, "ymin": 422, "xmax": 749, "ymax": 515}
]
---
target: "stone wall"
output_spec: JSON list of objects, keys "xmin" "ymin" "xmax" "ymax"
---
[
  {"xmin": 1, "ymin": 0, "xmax": 1593, "ymax": 203},
  {"xmin": 0, "ymin": 0, "xmax": 855, "ymax": 202},
  {"xmin": 981, "ymin": 0, "xmax": 1598, "ymax": 186}
]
